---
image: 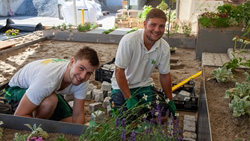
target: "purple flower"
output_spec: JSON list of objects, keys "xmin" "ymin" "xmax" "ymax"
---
[
  {"xmin": 122, "ymin": 129, "xmax": 126, "ymax": 141},
  {"xmin": 130, "ymin": 130, "xmax": 136, "ymax": 141},
  {"xmin": 116, "ymin": 118, "xmax": 120, "ymax": 127},
  {"xmin": 151, "ymin": 108, "xmax": 155, "ymax": 117},
  {"xmin": 122, "ymin": 118, "xmax": 126, "ymax": 127}
]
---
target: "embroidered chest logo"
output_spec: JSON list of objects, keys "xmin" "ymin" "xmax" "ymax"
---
[{"xmin": 151, "ymin": 59, "xmax": 156, "ymax": 64}]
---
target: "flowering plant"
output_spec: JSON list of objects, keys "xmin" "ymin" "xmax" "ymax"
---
[
  {"xmin": 80, "ymin": 90, "xmax": 182, "ymax": 141},
  {"xmin": 5, "ymin": 29, "xmax": 19, "ymax": 36}
]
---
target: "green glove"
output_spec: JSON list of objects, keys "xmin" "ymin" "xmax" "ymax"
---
[
  {"xmin": 125, "ymin": 97, "xmax": 138, "ymax": 110},
  {"xmin": 168, "ymin": 100, "xmax": 177, "ymax": 116}
]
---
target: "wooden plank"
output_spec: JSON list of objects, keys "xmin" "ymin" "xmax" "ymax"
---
[{"xmin": 0, "ymin": 41, "xmax": 18, "ymax": 50}]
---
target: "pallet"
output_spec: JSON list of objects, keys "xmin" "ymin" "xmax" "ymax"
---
[{"xmin": 0, "ymin": 41, "xmax": 18, "ymax": 50}]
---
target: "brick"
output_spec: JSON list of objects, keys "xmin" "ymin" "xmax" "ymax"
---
[
  {"xmin": 101, "ymin": 81, "xmax": 112, "ymax": 91},
  {"xmin": 91, "ymin": 110, "xmax": 105, "ymax": 122},
  {"xmin": 89, "ymin": 102, "xmax": 103, "ymax": 112},
  {"xmin": 183, "ymin": 131, "xmax": 197, "ymax": 139},
  {"xmin": 103, "ymin": 97, "xmax": 111, "ymax": 108}
]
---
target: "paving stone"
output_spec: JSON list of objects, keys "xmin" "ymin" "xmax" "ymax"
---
[
  {"xmin": 95, "ymin": 91, "xmax": 104, "ymax": 102},
  {"xmin": 88, "ymin": 83, "xmax": 97, "ymax": 91},
  {"xmin": 91, "ymin": 110, "xmax": 105, "ymax": 122},
  {"xmin": 86, "ymin": 28, "xmax": 108, "ymax": 34},
  {"xmin": 92, "ymin": 89, "xmax": 102, "ymax": 100},
  {"xmin": 202, "ymin": 52, "xmax": 230, "ymax": 67},
  {"xmin": 101, "ymin": 81, "xmax": 112, "ymax": 91},
  {"xmin": 103, "ymin": 97, "xmax": 111, "ymax": 108},
  {"xmin": 184, "ymin": 119, "xmax": 196, "ymax": 127},
  {"xmin": 179, "ymin": 90, "xmax": 191, "ymax": 97},
  {"xmin": 183, "ymin": 137, "xmax": 196, "ymax": 141},
  {"xmin": 85, "ymin": 91, "xmax": 91, "ymax": 101},
  {"xmin": 106, "ymin": 105, "xmax": 112, "ymax": 116},
  {"xmin": 68, "ymin": 101, "xmax": 74, "ymax": 108},
  {"xmin": 183, "ymin": 124, "xmax": 196, "ymax": 132},
  {"xmin": 109, "ymin": 28, "xmax": 131, "ymax": 35},
  {"xmin": 183, "ymin": 131, "xmax": 197, "ymax": 139},
  {"xmin": 89, "ymin": 102, "xmax": 103, "ymax": 112},
  {"xmin": 184, "ymin": 115, "xmax": 196, "ymax": 121},
  {"xmin": 64, "ymin": 94, "xmax": 74, "ymax": 102}
]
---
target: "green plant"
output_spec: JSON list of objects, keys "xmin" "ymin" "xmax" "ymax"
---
[
  {"xmin": 19, "ymin": 124, "xmax": 49, "ymax": 140},
  {"xmin": 77, "ymin": 23, "xmax": 93, "ymax": 32},
  {"xmin": 102, "ymin": 26, "xmax": 117, "ymax": 34},
  {"xmin": 80, "ymin": 90, "xmax": 182, "ymax": 141},
  {"xmin": 139, "ymin": 5, "xmax": 153, "ymax": 22},
  {"xmin": 212, "ymin": 66, "xmax": 235, "ymax": 82},
  {"xmin": 225, "ymin": 72, "xmax": 250, "ymax": 117},
  {"xmin": 181, "ymin": 22, "xmax": 192, "ymax": 36},
  {"xmin": 54, "ymin": 134, "xmax": 68, "ymax": 141},
  {"xmin": 127, "ymin": 27, "xmax": 138, "ymax": 34},
  {"xmin": 156, "ymin": 0, "xmax": 168, "ymax": 14},
  {"xmin": 14, "ymin": 133, "xmax": 29, "ymax": 141},
  {"xmin": 198, "ymin": 3, "xmax": 250, "ymax": 28},
  {"xmin": 5, "ymin": 29, "xmax": 19, "ymax": 36},
  {"xmin": 61, "ymin": 23, "xmax": 67, "ymax": 31}
]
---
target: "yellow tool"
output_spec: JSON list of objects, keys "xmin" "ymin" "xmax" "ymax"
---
[{"xmin": 172, "ymin": 71, "xmax": 202, "ymax": 92}]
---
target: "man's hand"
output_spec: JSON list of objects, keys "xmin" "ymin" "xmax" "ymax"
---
[
  {"xmin": 168, "ymin": 100, "xmax": 177, "ymax": 116},
  {"xmin": 125, "ymin": 97, "xmax": 138, "ymax": 110}
]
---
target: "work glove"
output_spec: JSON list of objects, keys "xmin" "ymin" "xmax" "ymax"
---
[
  {"xmin": 125, "ymin": 97, "xmax": 138, "ymax": 110},
  {"xmin": 168, "ymin": 100, "xmax": 177, "ymax": 118}
]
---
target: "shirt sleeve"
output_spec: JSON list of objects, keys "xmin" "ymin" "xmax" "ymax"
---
[{"xmin": 115, "ymin": 36, "xmax": 133, "ymax": 69}]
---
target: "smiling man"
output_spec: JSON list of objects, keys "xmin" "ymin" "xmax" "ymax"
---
[
  {"xmin": 4, "ymin": 47, "xmax": 99, "ymax": 124},
  {"xmin": 111, "ymin": 8, "xmax": 176, "ymax": 120}
]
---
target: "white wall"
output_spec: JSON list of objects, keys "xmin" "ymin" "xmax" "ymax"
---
[{"xmin": 178, "ymin": 0, "xmax": 224, "ymax": 34}]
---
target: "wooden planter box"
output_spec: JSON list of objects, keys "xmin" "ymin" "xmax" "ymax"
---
[{"xmin": 196, "ymin": 25, "xmax": 250, "ymax": 59}]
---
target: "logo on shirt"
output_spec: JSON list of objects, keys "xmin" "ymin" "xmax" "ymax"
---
[
  {"xmin": 41, "ymin": 59, "xmax": 68, "ymax": 64},
  {"xmin": 151, "ymin": 59, "xmax": 156, "ymax": 64}
]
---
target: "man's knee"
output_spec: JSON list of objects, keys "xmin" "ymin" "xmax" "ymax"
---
[{"xmin": 34, "ymin": 94, "xmax": 58, "ymax": 118}]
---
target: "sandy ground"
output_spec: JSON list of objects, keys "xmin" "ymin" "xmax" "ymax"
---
[
  {"xmin": 205, "ymin": 67, "xmax": 250, "ymax": 141},
  {"xmin": 0, "ymin": 34, "xmax": 202, "ymax": 140}
]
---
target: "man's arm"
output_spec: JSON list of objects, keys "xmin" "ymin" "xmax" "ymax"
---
[
  {"xmin": 72, "ymin": 98, "xmax": 85, "ymax": 124},
  {"xmin": 115, "ymin": 67, "xmax": 131, "ymax": 99},
  {"xmin": 159, "ymin": 73, "xmax": 172, "ymax": 100},
  {"xmin": 14, "ymin": 94, "xmax": 37, "ymax": 117}
]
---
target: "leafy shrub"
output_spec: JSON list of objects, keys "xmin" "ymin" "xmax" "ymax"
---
[
  {"xmin": 225, "ymin": 72, "xmax": 250, "ymax": 117},
  {"xmin": 198, "ymin": 3, "xmax": 250, "ymax": 28},
  {"xmin": 212, "ymin": 66, "xmax": 235, "ymax": 82}
]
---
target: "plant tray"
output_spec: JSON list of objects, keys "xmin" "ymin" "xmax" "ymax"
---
[
  {"xmin": 95, "ymin": 58, "xmax": 115, "ymax": 83},
  {"xmin": 172, "ymin": 80, "xmax": 198, "ymax": 112}
]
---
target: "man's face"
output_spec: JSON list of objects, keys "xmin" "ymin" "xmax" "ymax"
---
[
  {"xmin": 144, "ymin": 18, "xmax": 166, "ymax": 42},
  {"xmin": 69, "ymin": 58, "xmax": 97, "ymax": 85}
]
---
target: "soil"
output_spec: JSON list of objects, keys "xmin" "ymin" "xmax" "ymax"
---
[
  {"xmin": 204, "ymin": 66, "xmax": 250, "ymax": 141},
  {"xmin": 0, "ymin": 39, "xmax": 201, "ymax": 140}
]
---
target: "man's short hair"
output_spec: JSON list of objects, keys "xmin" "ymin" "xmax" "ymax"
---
[
  {"xmin": 74, "ymin": 46, "xmax": 100, "ymax": 67},
  {"xmin": 145, "ymin": 8, "xmax": 167, "ymax": 22}
]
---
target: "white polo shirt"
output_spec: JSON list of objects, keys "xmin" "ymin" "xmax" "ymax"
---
[
  {"xmin": 9, "ymin": 59, "xmax": 88, "ymax": 105},
  {"xmin": 111, "ymin": 29, "xmax": 171, "ymax": 89}
]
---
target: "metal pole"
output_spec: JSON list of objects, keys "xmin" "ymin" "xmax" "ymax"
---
[
  {"xmin": 176, "ymin": 0, "xmax": 179, "ymax": 20},
  {"xmin": 73, "ymin": 0, "xmax": 77, "ymax": 25}
]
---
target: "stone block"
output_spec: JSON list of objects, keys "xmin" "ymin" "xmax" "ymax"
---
[
  {"xmin": 184, "ymin": 115, "xmax": 196, "ymax": 121},
  {"xmin": 68, "ymin": 101, "xmax": 74, "ymax": 108},
  {"xmin": 92, "ymin": 89, "xmax": 101, "ymax": 100},
  {"xmin": 183, "ymin": 138, "xmax": 196, "ymax": 141},
  {"xmin": 183, "ymin": 124, "xmax": 196, "ymax": 132},
  {"xmin": 184, "ymin": 120, "xmax": 196, "ymax": 127},
  {"xmin": 106, "ymin": 105, "xmax": 112, "ymax": 117},
  {"xmin": 95, "ymin": 91, "xmax": 104, "ymax": 102},
  {"xmin": 103, "ymin": 97, "xmax": 111, "ymax": 108},
  {"xmin": 101, "ymin": 81, "xmax": 112, "ymax": 91},
  {"xmin": 179, "ymin": 90, "xmax": 191, "ymax": 97},
  {"xmin": 91, "ymin": 110, "xmax": 105, "ymax": 122},
  {"xmin": 64, "ymin": 94, "xmax": 74, "ymax": 102},
  {"xmin": 183, "ymin": 131, "xmax": 197, "ymax": 139},
  {"xmin": 85, "ymin": 91, "xmax": 91, "ymax": 101},
  {"xmin": 89, "ymin": 102, "xmax": 103, "ymax": 112},
  {"xmin": 88, "ymin": 83, "xmax": 97, "ymax": 91}
]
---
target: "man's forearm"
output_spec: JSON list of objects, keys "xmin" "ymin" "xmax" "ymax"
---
[
  {"xmin": 115, "ymin": 67, "xmax": 131, "ymax": 99},
  {"xmin": 160, "ymin": 73, "xmax": 173, "ymax": 100}
]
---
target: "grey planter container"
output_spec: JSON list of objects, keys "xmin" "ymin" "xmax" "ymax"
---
[{"xmin": 196, "ymin": 25, "xmax": 250, "ymax": 59}]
